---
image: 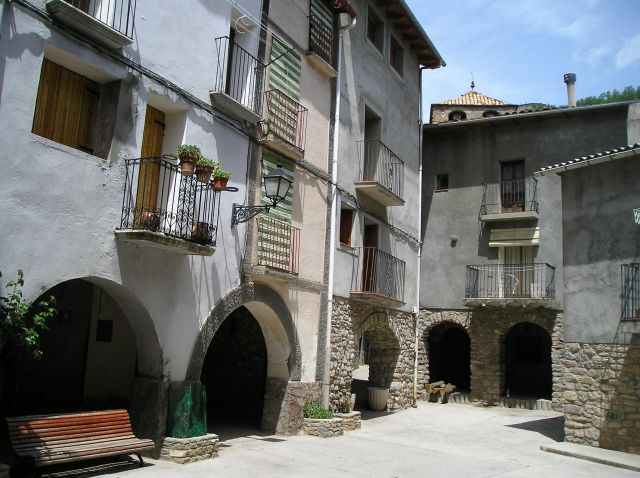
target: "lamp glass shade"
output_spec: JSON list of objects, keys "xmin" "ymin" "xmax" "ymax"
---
[{"xmin": 264, "ymin": 165, "xmax": 292, "ymax": 204}]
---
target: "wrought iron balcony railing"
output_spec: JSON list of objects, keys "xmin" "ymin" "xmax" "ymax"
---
[
  {"xmin": 622, "ymin": 263, "xmax": 640, "ymax": 321},
  {"xmin": 213, "ymin": 36, "xmax": 265, "ymax": 116},
  {"xmin": 65, "ymin": 0, "xmax": 136, "ymax": 39},
  {"xmin": 465, "ymin": 263, "xmax": 556, "ymax": 300},
  {"xmin": 256, "ymin": 215, "xmax": 301, "ymax": 275},
  {"xmin": 308, "ymin": 13, "xmax": 334, "ymax": 66},
  {"xmin": 480, "ymin": 177, "xmax": 539, "ymax": 216},
  {"xmin": 351, "ymin": 247, "xmax": 406, "ymax": 303},
  {"xmin": 263, "ymin": 89, "xmax": 308, "ymax": 153},
  {"xmin": 119, "ymin": 156, "xmax": 221, "ymax": 246},
  {"xmin": 357, "ymin": 140, "xmax": 405, "ymax": 201}
]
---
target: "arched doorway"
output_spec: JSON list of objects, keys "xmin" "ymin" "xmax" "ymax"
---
[
  {"xmin": 351, "ymin": 313, "xmax": 400, "ymax": 411},
  {"xmin": 3, "ymin": 278, "xmax": 160, "ymax": 415},
  {"xmin": 504, "ymin": 322, "xmax": 552, "ymax": 399},
  {"xmin": 427, "ymin": 323, "xmax": 470, "ymax": 391},
  {"xmin": 201, "ymin": 307, "xmax": 267, "ymax": 431}
]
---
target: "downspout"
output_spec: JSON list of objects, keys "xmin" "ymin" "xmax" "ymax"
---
[
  {"xmin": 413, "ymin": 66, "xmax": 427, "ymax": 406},
  {"xmin": 322, "ymin": 12, "xmax": 357, "ymax": 408}
]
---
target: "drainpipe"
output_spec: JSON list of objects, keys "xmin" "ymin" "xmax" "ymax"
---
[
  {"xmin": 322, "ymin": 11, "xmax": 357, "ymax": 408},
  {"xmin": 413, "ymin": 67, "xmax": 426, "ymax": 405}
]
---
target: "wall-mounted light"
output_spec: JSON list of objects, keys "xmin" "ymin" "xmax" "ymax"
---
[{"xmin": 231, "ymin": 165, "xmax": 292, "ymax": 225}]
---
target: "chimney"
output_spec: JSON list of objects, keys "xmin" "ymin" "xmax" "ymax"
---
[{"xmin": 564, "ymin": 73, "xmax": 577, "ymax": 107}]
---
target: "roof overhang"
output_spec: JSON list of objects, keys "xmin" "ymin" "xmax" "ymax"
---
[
  {"xmin": 380, "ymin": 0, "xmax": 445, "ymax": 69},
  {"xmin": 535, "ymin": 145, "xmax": 640, "ymax": 176}
]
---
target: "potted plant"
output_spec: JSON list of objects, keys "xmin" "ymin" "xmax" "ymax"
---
[
  {"xmin": 192, "ymin": 222, "xmax": 211, "ymax": 244},
  {"xmin": 195, "ymin": 157, "xmax": 216, "ymax": 184},
  {"xmin": 211, "ymin": 164, "xmax": 232, "ymax": 191},
  {"xmin": 176, "ymin": 145, "xmax": 201, "ymax": 176}
]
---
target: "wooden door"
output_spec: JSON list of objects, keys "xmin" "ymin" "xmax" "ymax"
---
[
  {"xmin": 501, "ymin": 160, "xmax": 525, "ymax": 212},
  {"xmin": 135, "ymin": 106, "xmax": 165, "ymax": 226},
  {"xmin": 362, "ymin": 225, "xmax": 379, "ymax": 293}
]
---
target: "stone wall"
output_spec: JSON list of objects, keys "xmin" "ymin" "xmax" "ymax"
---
[
  {"xmin": 160, "ymin": 434, "xmax": 219, "ymax": 464},
  {"xmin": 329, "ymin": 298, "xmax": 415, "ymax": 411},
  {"xmin": 263, "ymin": 380, "xmax": 322, "ymax": 435},
  {"xmin": 556, "ymin": 342, "xmax": 640, "ymax": 454},
  {"xmin": 334, "ymin": 411, "xmax": 362, "ymax": 431},
  {"xmin": 303, "ymin": 418, "xmax": 344, "ymax": 438}
]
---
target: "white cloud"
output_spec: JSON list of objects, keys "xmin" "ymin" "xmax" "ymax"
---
[{"xmin": 615, "ymin": 34, "xmax": 640, "ymax": 69}]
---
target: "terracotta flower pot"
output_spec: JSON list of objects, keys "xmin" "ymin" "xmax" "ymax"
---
[
  {"xmin": 196, "ymin": 165, "xmax": 213, "ymax": 183},
  {"xmin": 141, "ymin": 211, "xmax": 161, "ymax": 232},
  {"xmin": 211, "ymin": 177, "xmax": 229, "ymax": 191},
  {"xmin": 179, "ymin": 153, "xmax": 196, "ymax": 176},
  {"xmin": 192, "ymin": 222, "xmax": 210, "ymax": 244}
]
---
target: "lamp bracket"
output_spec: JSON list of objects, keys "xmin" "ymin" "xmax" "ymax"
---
[{"xmin": 231, "ymin": 203, "xmax": 271, "ymax": 226}]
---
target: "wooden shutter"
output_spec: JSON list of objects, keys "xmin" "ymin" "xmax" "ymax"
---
[
  {"xmin": 339, "ymin": 209, "xmax": 353, "ymax": 246},
  {"xmin": 268, "ymin": 38, "xmax": 301, "ymax": 101},
  {"xmin": 32, "ymin": 59, "xmax": 99, "ymax": 154},
  {"xmin": 135, "ymin": 106, "xmax": 166, "ymax": 220}
]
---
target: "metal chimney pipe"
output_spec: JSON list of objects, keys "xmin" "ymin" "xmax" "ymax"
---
[{"xmin": 564, "ymin": 73, "xmax": 577, "ymax": 107}]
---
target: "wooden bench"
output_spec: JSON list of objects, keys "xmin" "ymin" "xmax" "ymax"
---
[{"xmin": 6, "ymin": 410, "xmax": 154, "ymax": 470}]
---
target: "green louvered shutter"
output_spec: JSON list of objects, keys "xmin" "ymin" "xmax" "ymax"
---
[
  {"xmin": 311, "ymin": 0, "xmax": 333, "ymax": 31},
  {"xmin": 262, "ymin": 151, "xmax": 294, "ymax": 222},
  {"xmin": 268, "ymin": 38, "xmax": 301, "ymax": 100}
]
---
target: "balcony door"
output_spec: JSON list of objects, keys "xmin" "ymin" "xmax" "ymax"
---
[
  {"xmin": 501, "ymin": 160, "xmax": 525, "ymax": 212},
  {"xmin": 362, "ymin": 224, "xmax": 379, "ymax": 293},
  {"xmin": 363, "ymin": 107, "xmax": 381, "ymax": 181},
  {"xmin": 135, "ymin": 105, "xmax": 165, "ymax": 226},
  {"xmin": 501, "ymin": 246, "xmax": 534, "ymax": 298}
]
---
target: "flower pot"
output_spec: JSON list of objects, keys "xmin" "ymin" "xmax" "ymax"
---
[
  {"xmin": 195, "ymin": 165, "xmax": 213, "ymax": 183},
  {"xmin": 141, "ymin": 211, "xmax": 161, "ymax": 232},
  {"xmin": 192, "ymin": 222, "xmax": 210, "ymax": 244},
  {"xmin": 211, "ymin": 177, "xmax": 229, "ymax": 191},
  {"xmin": 367, "ymin": 387, "xmax": 389, "ymax": 411},
  {"xmin": 178, "ymin": 154, "xmax": 196, "ymax": 176}
]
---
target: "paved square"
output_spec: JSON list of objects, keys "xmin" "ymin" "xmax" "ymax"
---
[{"xmin": 85, "ymin": 404, "xmax": 635, "ymax": 477}]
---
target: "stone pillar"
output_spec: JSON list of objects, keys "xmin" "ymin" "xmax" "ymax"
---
[
  {"xmin": 166, "ymin": 380, "xmax": 207, "ymax": 438},
  {"xmin": 262, "ymin": 379, "xmax": 322, "ymax": 434},
  {"xmin": 130, "ymin": 377, "xmax": 168, "ymax": 458}
]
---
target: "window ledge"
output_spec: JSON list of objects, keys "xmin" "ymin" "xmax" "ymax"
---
[
  {"xmin": 338, "ymin": 244, "xmax": 358, "ymax": 256},
  {"xmin": 30, "ymin": 133, "xmax": 107, "ymax": 165}
]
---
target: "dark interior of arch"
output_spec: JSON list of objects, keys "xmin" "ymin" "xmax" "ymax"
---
[
  {"xmin": 504, "ymin": 322, "xmax": 552, "ymax": 399},
  {"xmin": 201, "ymin": 306, "xmax": 267, "ymax": 429},
  {"xmin": 428, "ymin": 323, "xmax": 471, "ymax": 391},
  {"xmin": 1, "ymin": 279, "xmax": 137, "ymax": 415}
]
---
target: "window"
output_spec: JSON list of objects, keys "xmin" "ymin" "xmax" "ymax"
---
[
  {"xmin": 367, "ymin": 7, "xmax": 384, "ymax": 53},
  {"xmin": 389, "ymin": 36, "xmax": 404, "ymax": 76},
  {"xmin": 339, "ymin": 208, "xmax": 354, "ymax": 247},
  {"xmin": 622, "ymin": 263, "xmax": 640, "ymax": 320},
  {"xmin": 448, "ymin": 110, "xmax": 467, "ymax": 122},
  {"xmin": 483, "ymin": 110, "xmax": 500, "ymax": 118},
  {"xmin": 32, "ymin": 59, "xmax": 99, "ymax": 155},
  {"xmin": 435, "ymin": 174, "xmax": 449, "ymax": 192}
]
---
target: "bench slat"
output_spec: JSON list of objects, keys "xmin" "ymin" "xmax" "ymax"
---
[
  {"xmin": 8, "ymin": 415, "xmax": 131, "ymax": 431},
  {"xmin": 20, "ymin": 438, "xmax": 153, "ymax": 456},
  {"xmin": 6, "ymin": 410, "xmax": 128, "ymax": 423},
  {"xmin": 25, "ymin": 442, "xmax": 154, "ymax": 465},
  {"xmin": 12, "ymin": 432, "xmax": 136, "ymax": 448},
  {"xmin": 10, "ymin": 421, "xmax": 132, "ymax": 438},
  {"xmin": 13, "ymin": 435, "xmax": 139, "ymax": 451}
]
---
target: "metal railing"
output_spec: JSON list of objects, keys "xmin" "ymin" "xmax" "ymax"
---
[
  {"xmin": 465, "ymin": 263, "xmax": 555, "ymax": 300},
  {"xmin": 480, "ymin": 177, "xmax": 538, "ymax": 215},
  {"xmin": 264, "ymin": 89, "xmax": 308, "ymax": 152},
  {"xmin": 351, "ymin": 247, "xmax": 406, "ymax": 303},
  {"xmin": 622, "ymin": 263, "xmax": 640, "ymax": 320},
  {"xmin": 213, "ymin": 36, "xmax": 265, "ymax": 116},
  {"xmin": 119, "ymin": 157, "xmax": 221, "ymax": 246},
  {"xmin": 67, "ymin": 0, "xmax": 136, "ymax": 39},
  {"xmin": 308, "ymin": 13, "xmax": 334, "ymax": 66},
  {"xmin": 357, "ymin": 140, "xmax": 405, "ymax": 200},
  {"xmin": 256, "ymin": 216, "xmax": 301, "ymax": 274}
]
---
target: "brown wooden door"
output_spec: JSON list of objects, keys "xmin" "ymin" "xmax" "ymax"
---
[
  {"xmin": 135, "ymin": 106, "xmax": 165, "ymax": 227},
  {"xmin": 501, "ymin": 160, "xmax": 525, "ymax": 212},
  {"xmin": 362, "ymin": 225, "xmax": 379, "ymax": 293}
]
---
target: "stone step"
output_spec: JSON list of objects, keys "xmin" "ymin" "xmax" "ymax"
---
[{"xmin": 500, "ymin": 397, "xmax": 553, "ymax": 411}]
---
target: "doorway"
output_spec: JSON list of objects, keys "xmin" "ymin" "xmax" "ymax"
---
[
  {"xmin": 504, "ymin": 322, "xmax": 552, "ymax": 399},
  {"xmin": 135, "ymin": 105, "xmax": 165, "ymax": 227},
  {"xmin": 500, "ymin": 160, "xmax": 525, "ymax": 212},
  {"xmin": 428, "ymin": 323, "xmax": 471, "ymax": 392},
  {"xmin": 362, "ymin": 223, "xmax": 379, "ymax": 293}
]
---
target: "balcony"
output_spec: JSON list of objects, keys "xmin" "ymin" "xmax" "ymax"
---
[
  {"xmin": 210, "ymin": 36, "xmax": 264, "ymax": 124},
  {"xmin": 260, "ymin": 89, "xmax": 308, "ymax": 161},
  {"xmin": 354, "ymin": 140, "xmax": 405, "ymax": 207},
  {"xmin": 245, "ymin": 215, "xmax": 301, "ymax": 280},
  {"xmin": 351, "ymin": 247, "xmax": 406, "ymax": 306},
  {"xmin": 115, "ymin": 156, "xmax": 222, "ymax": 256},
  {"xmin": 46, "ymin": 0, "xmax": 135, "ymax": 49},
  {"xmin": 465, "ymin": 263, "xmax": 556, "ymax": 308},
  {"xmin": 622, "ymin": 263, "xmax": 640, "ymax": 321},
  {"xmin": 480, "ymin": 177, "xmax": 539, "ymax": 222},
  {"xmin": 306, "ymin": 13, "xmax": 336, "ymax": 78}
]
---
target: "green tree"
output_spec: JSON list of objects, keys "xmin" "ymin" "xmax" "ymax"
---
[{"xmin": 577, "ymin": 86, "xmax": 640, "ymax": 106}]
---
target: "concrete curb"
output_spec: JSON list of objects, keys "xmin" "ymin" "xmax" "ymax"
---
[{"xmin": 540, "ymin": 443, "xmax": 640, "ymax": 473}]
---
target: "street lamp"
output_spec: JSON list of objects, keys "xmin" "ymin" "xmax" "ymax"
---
[{"xmin": 231, "ymin": 165, "xmax": 292, "ymax": 225}]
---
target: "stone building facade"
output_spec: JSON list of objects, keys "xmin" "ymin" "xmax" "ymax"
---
[{"xmin": 429, "ymin": 85, "xmax": 517, "ymax": 124}]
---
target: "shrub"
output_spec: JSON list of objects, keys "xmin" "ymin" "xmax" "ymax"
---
[
  {"xmin": 196, "ymin": 156, "xmax": 217, "ymax": 168},
  {"xmin": 303, "ymin": 402, "xmax": 333, "ymax": 419},
  {"xmin": 176, "ymin": 144, "xmax": 201, "ymax": 160},
  {"xmin": 213, "ymin": 164, "xmax": 232, "ymax": 179}
]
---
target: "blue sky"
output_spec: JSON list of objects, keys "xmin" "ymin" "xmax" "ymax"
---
[{"xmin": 410, "ymin": 0, "xmax": 640, "ymax": 114}]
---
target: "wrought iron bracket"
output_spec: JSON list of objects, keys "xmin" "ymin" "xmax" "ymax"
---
[{"xmin": 231, "ymin": 203, "xmax": 270, "ymax": 226}]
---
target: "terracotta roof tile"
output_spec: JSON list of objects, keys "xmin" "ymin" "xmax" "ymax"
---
[
  {"xmin": 537, "ymin": 143, "xmax": 640, "ymax": 174},
  {"xmin": 440, "ymin": 90, "xmax": 506, "ymax": 106}
]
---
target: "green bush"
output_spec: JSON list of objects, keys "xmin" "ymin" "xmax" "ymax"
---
[
  {"xmin": 303, "ymin": 402, "xmax": 333, "ymax": 419},
  {"xmin": 176, "ymin": 144, "xmax": 201, "ymax": 160},
  {"xmin": 196, "ymin": 156, "xmax": 217, "ymax": 168}
]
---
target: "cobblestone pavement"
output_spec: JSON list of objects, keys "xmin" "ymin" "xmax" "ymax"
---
[{"xmin": 54, "ymin": 403, "xmax": 636, "ymax": 477}]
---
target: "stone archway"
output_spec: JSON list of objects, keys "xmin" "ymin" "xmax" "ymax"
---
[
  {"xmin": 427, "ymin": 322, "xmax": 471, "ymax": 392},
  {"xmin": 4, "ymin": 276, "xmax": 164, "ymax": 445},
  {"xmin": 504, "ymin": 322, "xmax": 552, "ymax": 399},
  {"xmin": 185, "ymin": 282, "xmax": 302, "ymax": 435}
]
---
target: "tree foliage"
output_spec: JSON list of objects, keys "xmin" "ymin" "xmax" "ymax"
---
[
  {"xmin": 0, "ymin": 270, "xmax": 56, "ymax": 359},
  {"xmin": 577, "ymin": 86, "xmax": 640, "ymax": 106}
]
